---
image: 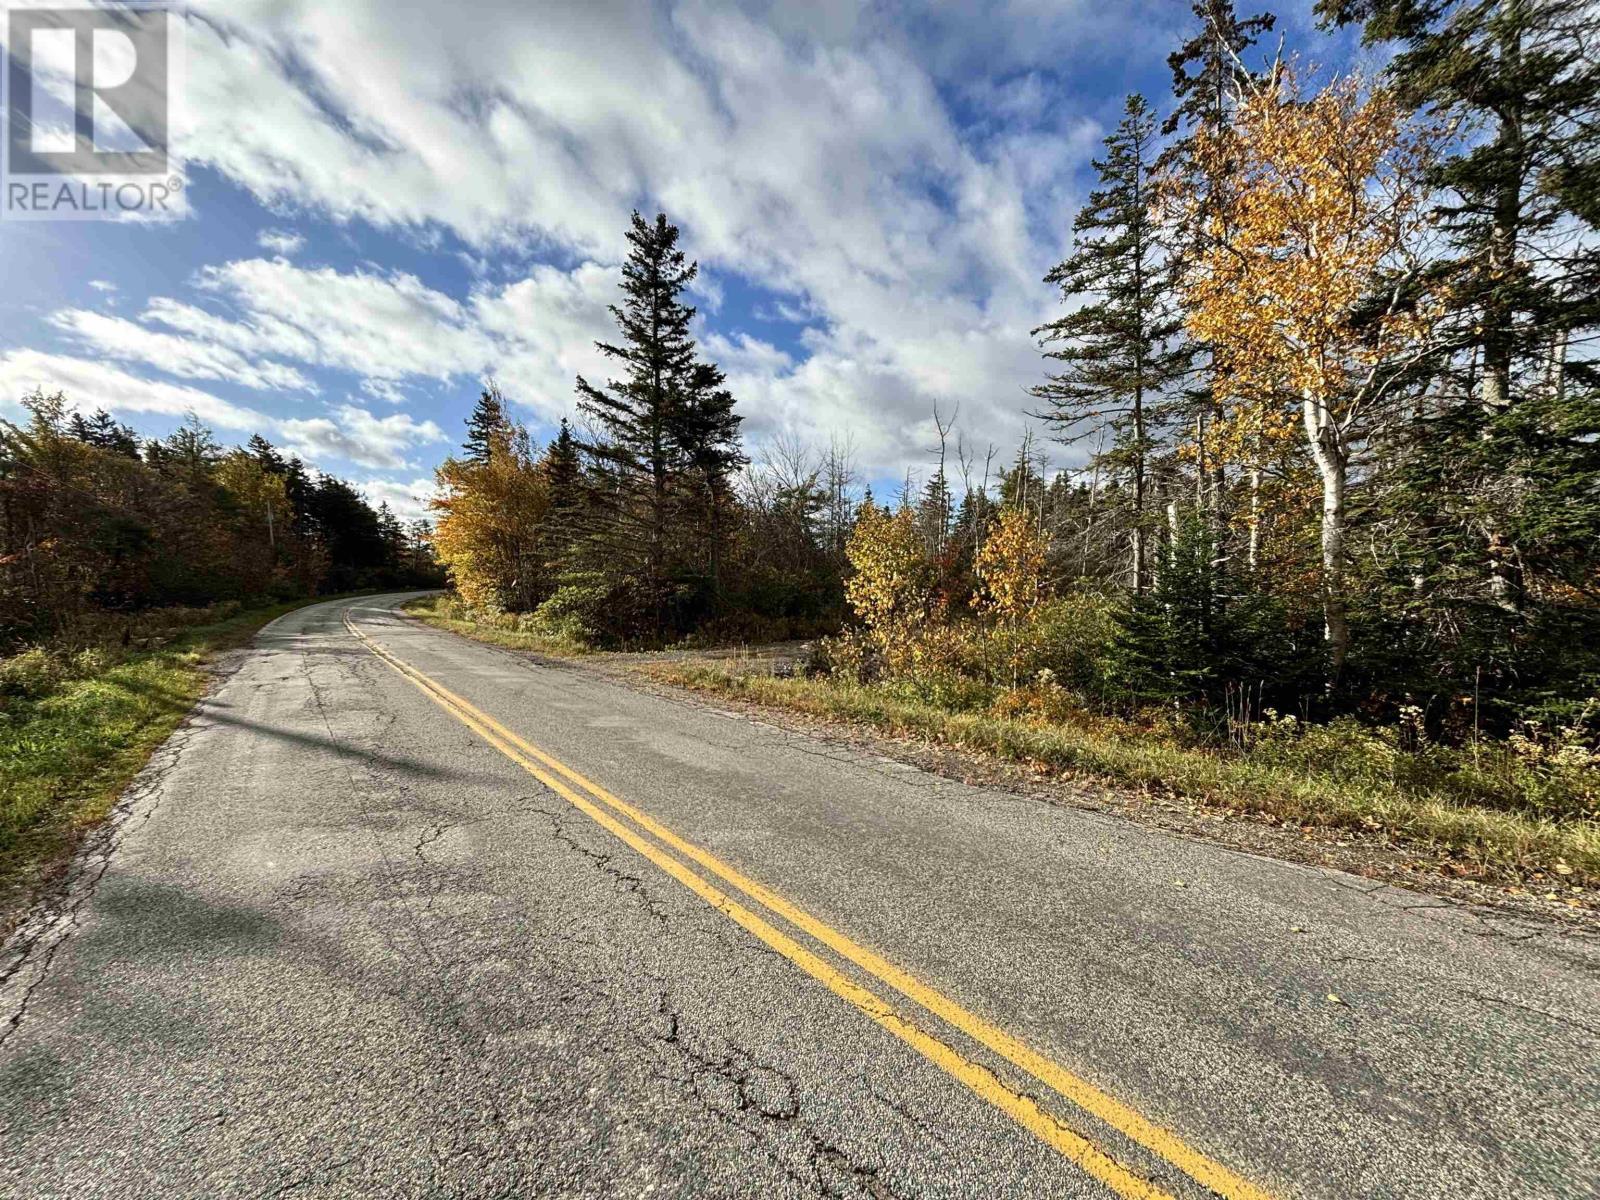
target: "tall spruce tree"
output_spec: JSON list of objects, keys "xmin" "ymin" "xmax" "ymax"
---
[
  {"xmin": 1318, "ymin": 0, "xmax": 1600, "ymax": 611},
  {"xmin": 463, "ymin": 384, "xmax": 511, "ymax": 464},
  {"xmin": 576, "ymin": 211, "xmax": 743, "ymax": 635},
  {"xmin": 1031, "ymin": 95, "xmax": 1189, "ymax": 594},
  {"xmin": 542, "ymin": 419, "xmax": 582, "ymax": 507}
]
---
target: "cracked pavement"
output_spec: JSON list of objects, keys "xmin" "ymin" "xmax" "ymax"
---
[{"xmin": 1, "ymin": 594, "xmax": 1597, "ymax": 1199}]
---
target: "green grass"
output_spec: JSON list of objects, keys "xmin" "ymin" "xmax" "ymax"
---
[
  {"xmin": 642, "ymin": 663, "xmax": 1600, "ymax": 891},
  {"xmin": 0, "ymin": 595, "xmax": 364, "ymax": 934},
  {"xmin": 401, "ymin": 593, "xmax": 589, "ymax": 657}
]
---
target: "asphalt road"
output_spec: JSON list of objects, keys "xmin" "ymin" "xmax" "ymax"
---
[{"xmin": 2, "ymin": 594, "xmax": 1596, "ymax": 1199}]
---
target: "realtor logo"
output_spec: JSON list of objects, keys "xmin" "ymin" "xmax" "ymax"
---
[{"xmin": 3, "ymin": 1, "xmax": 186, "ymax": 220}]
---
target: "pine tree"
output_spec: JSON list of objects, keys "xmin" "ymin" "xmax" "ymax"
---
[
  {"xmin": 675, "ymin": 359, "xmax": 746, "ymax": 602},
  {"xmin": 1031, "ymin": 95, "xmax": 1190, "ymax": 594},
  {"xmin": 66, "ymin": 408, "xmax": 140, "ymax": 458},
  {"xmin": 247, "ymin": 433, "xmax": 286, "ymax": 475},
  {"xmin": 463, "ymin": 384, "xmax": 511, "ymax": 465},
  {"xmin": 537, "ymin": 417, "xmax": 586, "ymax": 567},
  {"xmin": 1163, "ymin": 1, "xmax": 1277, "ymax": 145},
  {"xmin": 542, "ymin": 419, "xmax": 582, "ymax": 509}
]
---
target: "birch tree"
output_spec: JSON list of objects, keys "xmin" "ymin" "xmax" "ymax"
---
[{"xmin": 1178, "ymin": 69, "xmax": 1444, "ymax": 681}]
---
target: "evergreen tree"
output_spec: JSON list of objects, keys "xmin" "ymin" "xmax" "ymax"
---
[
  {"xmin": 247, "ymin": 433, "xmax": 287, "ymax": 475},
  {"xmin": 673, "ymin": 360, "xmax": 746, "ymax": 605},
  {"xmin": 543, "ymin": 418, "xmax": 582, "ymax": 504},
  {"xmin": 1319, "ymin": 0, "xmax": 1600, "ymax": 610},
  {"xmin": 538, "ymin": 417, "xmax": 586, "ymax": 568},
  {"xmin": 1163, "ymin": 1, "xmax": 1277, "ymax": 146},
  {"xmin": 66, "ymin": 409, "xmax": 140, "ymax": 458},
  {"xmin": 1031, "ymin": 95, "xmax": 1190, "ymax": 594},
  {"xmin": 576, "ymin": 211, "xmax": 743, "ymax": 636},
  {"xmin": 463, "ymin": 384, "xmax": 512, "ymax": 465}
]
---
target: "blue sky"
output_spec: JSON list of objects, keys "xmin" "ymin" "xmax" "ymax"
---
[{"xmin": 0, "ymin": 0, "xmax": 1356, "ymax": 520}]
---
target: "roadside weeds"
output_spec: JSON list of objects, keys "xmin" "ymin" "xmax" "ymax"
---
[
  {"xmin": 0, "ymin": 594, "xmax": 369, "ymax": 940},
  {"xmin": 402, "ymin": 594, "xmax": 588, "ymax": 658},
  {"xmin": 636, "ymin": 662, "xmax": 1597, "ymax": 907}
]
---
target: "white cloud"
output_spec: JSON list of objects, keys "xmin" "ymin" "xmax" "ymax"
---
[
  {"xmin": 0, "ymin": 349, "xmax": 269, "ymax": 431},
  {"xmin": 25, "ymin": 1, "xmax": 1220, "ymax": 481},
  {"xmin": 361, "ymin": 378, "xmax": 409, "ymax": 405},
  {"xmin": 256, "ymin": 228, "xmax": 307, "ymax": 256},
  {"xmin": 64, "ymin": 255, "xmax": 615, "ymax": 427},
  {"xmin": 167, "ymin": 0, "xmax": 1109, "ymax": 476},
  {"xmin": 0, "ymin": 352, "xmax": 447, "ymax": 480},
  {"xmin": 278, "ymin": 403, "xmax": 446, "ymax": 470},
  {"xmin": 48, "ymin": 308, "xmax": 315, "ymax": 392},
  {"xmin": 193, "ymin": 259, "xmax": 486, "ymax": 382},
  {"xmin": 357, "ymin": 476, "xmax": 439, "ymax": 523},
  {"xmin": 88, "ymin": 280, "xmax": 118, "ymax": 293}
]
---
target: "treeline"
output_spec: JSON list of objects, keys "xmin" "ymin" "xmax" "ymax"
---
[
  {"xmin": 0, "ymin": 392, "xmax": 440, "ymax": 647},
  {"xmin": 435, "ymin": 0, "xmax": 1600, "ymax": 742}
]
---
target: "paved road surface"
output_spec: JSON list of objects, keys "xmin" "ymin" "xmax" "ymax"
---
[{"xmin": 2, "ymin": 595, "xmax": 1596, "ymax": 1199}]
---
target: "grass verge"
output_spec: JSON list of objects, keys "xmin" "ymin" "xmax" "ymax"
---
[
  {"xmin": 642, "ymin": 663, "xmax": 1600, "ymax": 893},
  {"xmin": 401, "ymin": 593, "xmax": 587, "ymax": 657},
  {"xmin": 0, "ymin": 594, "xmax": 364, "ymax": 936}
]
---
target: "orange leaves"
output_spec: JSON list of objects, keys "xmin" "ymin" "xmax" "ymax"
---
[
  {"xmin": 431, "ymin": 441, "xmax": 552, "ymax": 613},
  {"xmin": 1177, "ymin": 65, "xmax": 1442, "ymax": 413},
  {"xmin": 973, "ymin": 508, "xmax": 1050, "ymax": 622}
]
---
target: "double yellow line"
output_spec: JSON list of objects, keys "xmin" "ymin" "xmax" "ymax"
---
[{"xmin": 344, "ymin": 609, "xmax": 1275, "ymax": 1200}]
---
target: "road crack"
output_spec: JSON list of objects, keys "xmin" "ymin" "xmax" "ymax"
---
[{"xmin": 526, "ymin": 801, "xmax": 672, "ymax": 929}]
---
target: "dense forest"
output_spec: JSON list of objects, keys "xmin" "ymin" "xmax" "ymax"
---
[
  {"xmin": 430, "ymin": 0, "xmax": 1600, "ymax": 769},
  {"xmin": 0, "ymin": 392, "xmax": 440, "ymax": 648}
]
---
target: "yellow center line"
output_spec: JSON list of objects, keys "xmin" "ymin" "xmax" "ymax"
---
[{"xmin": 344, "ymin": 609, "xmax": 1274, "ymax": 1200}]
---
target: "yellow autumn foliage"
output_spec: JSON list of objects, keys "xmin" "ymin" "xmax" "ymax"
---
[
  {"xmin": 1179, "ymin": 67, "xmax": 1442, "ymax": 423},
  {"xmin": 431, "ymin": 441, "xmax": 552, "ymax": 613},
  {"xmin": 843, "ymin": 504, "xmax": 931, "ymax": 639}
]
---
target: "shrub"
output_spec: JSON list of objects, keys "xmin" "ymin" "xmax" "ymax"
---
[
  {"xmin": 0, "ymin": 648, "xmax": 65, "ymax": 699},
  {"xmin": 990, "ymin": 594, "xmax": 1120, "ymax": 693},
  {"xmin": 530, "ymin": 573, "xmax": 611, "ymax": 647},
  {"xmin": 844, "ymin": 505, "xmax": 931, "ymax": 639}
]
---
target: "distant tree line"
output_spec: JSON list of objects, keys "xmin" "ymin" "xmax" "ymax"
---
[{"xmin": 0, "ymin": 392, "xmax": 440, "ymax": 647}]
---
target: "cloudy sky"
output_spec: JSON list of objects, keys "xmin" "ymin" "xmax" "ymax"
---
[{"xmin": 0, "ymin": 0, "xmax": 1354, "ymax": 520}]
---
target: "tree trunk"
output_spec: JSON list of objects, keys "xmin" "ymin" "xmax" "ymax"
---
[
  {"xmin": 1303, "ymin": 392, "xmax": 1350, "ymax": 682},
  {"xmin": 1131, "ymin": 388, "xmax": 1147, "ymax": 595},
  {"xmin": 1247, "ymin": 467, "xmax": 1261, "ymax": 572},
  {"xmin": 1481, "ymin": 16, "xmax": 1523, "ymax": 612}
]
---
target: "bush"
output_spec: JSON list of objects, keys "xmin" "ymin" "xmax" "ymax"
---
[
  {"xmin": 991, "ymin": 595, "xmax": 1120, "ymax": 693},
  {"xmin": 530, "ymin": 574, "xmax": 611, "ymax": 647},
  {"xmin": 0, "ymin": 648, "xmax": 65, "ymax": 699}
]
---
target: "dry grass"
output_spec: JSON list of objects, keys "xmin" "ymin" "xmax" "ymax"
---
[
  {"xmin": 401, "ymin": 594, "xmax": 588, "ymax": 657},
  {"xmin": 641, "ymin": 662, "xmax": 1600, "ymax": 891}
]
